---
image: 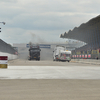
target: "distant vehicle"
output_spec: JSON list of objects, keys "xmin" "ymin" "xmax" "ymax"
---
[
  {"xmin": 29, "ymin": 45, "xmax": 41, "ymax": 61},
  {"xmin": 53, "ymin": 45, "xmax": 71, "ymax": 62}
]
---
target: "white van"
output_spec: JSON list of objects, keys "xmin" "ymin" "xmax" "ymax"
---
[{"xmin": 53, "ymin": 45, "xmax": 71, "ymax": 62}]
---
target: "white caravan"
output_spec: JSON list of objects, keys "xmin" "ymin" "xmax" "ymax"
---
[{"xmin": 53, "ymin": 45, "xmax": 71, "ymax": 62}]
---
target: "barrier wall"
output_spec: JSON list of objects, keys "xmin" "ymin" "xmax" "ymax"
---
[{"xmin": 0, "ymin": 52, "xmax": 18, "ymax": 60}]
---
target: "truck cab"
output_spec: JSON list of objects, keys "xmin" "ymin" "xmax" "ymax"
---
[{"xmin": 29, "ymin": 45, "xmax": 41, "ymax": 61}]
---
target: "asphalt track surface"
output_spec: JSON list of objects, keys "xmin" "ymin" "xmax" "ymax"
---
[
  {"xmin": 0, "ymin": 79, "xmax": 100, "ymax": 100},
  {"xmin": 1, "ymin": 60, "xmax": 99, "ymax": 79},
  {"xmin": 0, "ymin": 59, "xmax": 100, "ymax": 100}
]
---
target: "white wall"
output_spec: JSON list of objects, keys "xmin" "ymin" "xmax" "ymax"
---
[{"xmin": 0, "ymin": 52, "xmax": 18, "ymax": 60}]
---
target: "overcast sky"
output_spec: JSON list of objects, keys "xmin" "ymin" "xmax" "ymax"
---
[{"xmin": 0, "ymin": 0, "xmax": 100, "ymax": 44}]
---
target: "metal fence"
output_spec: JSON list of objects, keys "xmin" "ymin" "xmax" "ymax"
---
[{"xmin": 0, "ymin": 39, "xmax": 17, "ymax": 54}]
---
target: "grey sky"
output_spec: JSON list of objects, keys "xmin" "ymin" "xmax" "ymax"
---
[{"xmin": 0, "ymin": 0, "xmax": 100, "ymax": 43}]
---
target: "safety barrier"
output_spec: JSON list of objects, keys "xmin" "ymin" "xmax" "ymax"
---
[{"xmin": 0, "ymin": 56, "xmax": 8, "ymax": 68}]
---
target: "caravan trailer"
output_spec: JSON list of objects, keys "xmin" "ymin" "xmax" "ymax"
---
[{"xmin": 53, "ymin": 45, "xmax": 71, "ymax": 62}]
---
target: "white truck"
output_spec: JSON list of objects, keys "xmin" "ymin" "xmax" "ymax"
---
[{"xmin": 53, "ymin": 45, "xmax": 71, "ymax": 62}]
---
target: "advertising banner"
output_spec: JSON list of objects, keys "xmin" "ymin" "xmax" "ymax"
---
[
  {"xmin": 39, "ymin": 44, "xmax": 51, "ymax": 48},
  {"xmin": 72, "ymin": 55, "xmax": 74, "ymax": 58},
  {"xmin": 85, "ymin": 55, "xmax": 87, "ymax": 58},
  {"xmin": 79, "ymin": 55, "xmax": 81, "ymax": 58},
  {"xmin": 82, "ymin": 55, "xmax": 84, "ymax": 58},
  {"xmin": 88, "ymin": 54, "xmax": 91, "ymax": 58}
]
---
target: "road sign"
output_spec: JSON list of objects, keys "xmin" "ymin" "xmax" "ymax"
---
[{"xmin": 26, "ymin": 44, "xmax": 30, "ymax": 48}]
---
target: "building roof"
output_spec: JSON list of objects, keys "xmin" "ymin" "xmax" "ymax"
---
[{"xmin": 60, "ymin": 15, "xmax": 100, "ymax": 45}]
